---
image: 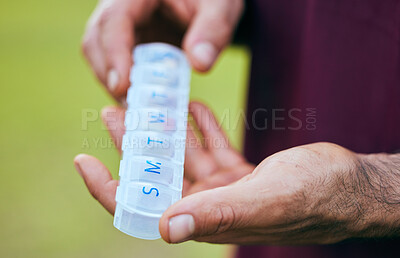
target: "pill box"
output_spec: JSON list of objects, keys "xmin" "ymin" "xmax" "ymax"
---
[{"xmin": 113, "ymin": 43, "xmax": 191, "ymax": 240}]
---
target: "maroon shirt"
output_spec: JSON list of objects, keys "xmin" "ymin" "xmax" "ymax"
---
[{"xmin": 238, "ymin": 0, "xmax": 400, "ymax": 257}]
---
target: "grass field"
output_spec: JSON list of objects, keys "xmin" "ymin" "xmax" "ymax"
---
[{"xmin": 0, "ymin": 1, "xmax": 250, "ymax": 257}]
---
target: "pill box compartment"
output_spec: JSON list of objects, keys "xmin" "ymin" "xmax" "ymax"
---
[
  {"xmin": 122, "ymin": 131, "xmax": 187, "ymax": 164},
  {"xmin": 114, "ymin": 202, "xmax": 162, "ymax": 240},
  {"xmin": 124, "ymin": 107, "xmax": 188, "ymax": 138},
  {"xmin": 119, "ymin": 156, "xmax": 183, "ymax": 190},
  {"xmin": 116, "ymin": 181, "xmax": 181, "ymax": 214}
]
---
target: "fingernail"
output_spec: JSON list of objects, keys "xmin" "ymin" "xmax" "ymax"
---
[
  {"xmin": 191, "ymin": 42, "xmax": 217, "ymax": 69},
  {"xmin": 107, "ymin": 69, "xmax": 119, "ymax": 92},
  {"xmin": 168, "ymin": 214, "xmax": 195, "ymax": 243}
]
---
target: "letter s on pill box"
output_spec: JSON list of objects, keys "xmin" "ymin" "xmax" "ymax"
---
[{"xmin": 113, "ymin": 43, "xmax": 191, "ymax": 240}]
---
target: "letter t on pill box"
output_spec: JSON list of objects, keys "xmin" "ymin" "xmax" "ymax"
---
[{"xmin": 113, "ymin": 43, "xmax": 191, "ymax": 240}]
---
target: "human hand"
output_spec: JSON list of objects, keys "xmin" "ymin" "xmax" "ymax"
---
[
  {"xmin": 75, "ymin": 102, "xmax": 400, "ymax": 244},
  {"xmin": 81, "ymin": 0, "xmax": 244, "ymax": 100},
  {"xmin": 74, "ymin": 101, "xmax": 254, "ymax": 214},
  {"xmin": 158, "ymin": 142, "xmax": 400, "ymax": 244}
]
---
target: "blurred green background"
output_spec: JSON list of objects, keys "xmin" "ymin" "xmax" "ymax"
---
[{"xmin": 0, "ymin": 0, "xmax": 249, "ymax": 257}]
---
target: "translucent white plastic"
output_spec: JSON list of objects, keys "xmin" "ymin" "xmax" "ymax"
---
[{"xmin": 113, "ymin": 43, "xmax": 191, "ymax": 240}]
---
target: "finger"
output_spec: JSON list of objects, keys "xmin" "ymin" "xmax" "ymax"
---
[
  {"xmin": 74, "ymin": 154, "xmax": 118, "ymax": 214},
  {"xmin": 182, "ymin": 178, "xmax": 192, "ymax": 197},
  {"xmin": 99, "ymin": 0, "xmax": 159, "ymax": 98},
  {"xmin": 182, "ymin": 0, "xmax": 243, "ymax": 72},
  {"xmin": 82, "ymin": 20, "xmax": 107, "ymax": 85},
  {"xmin": 189, "ymin": 101, "xmax": 245, "ymax": 167},
  {"xmin": 159, "ymin": 182, "xmax": 254, "ymax": 243},
  {"xmin": 101, "ymin": 106, "xmax": 126, "ymax": 153},
  {"xmin": 99, "ymin": 6, "xmax": 134, "ymax": 98},
  {"xmin": 184, "ymin": 123, "xmax": 216, "ymax": 182}
]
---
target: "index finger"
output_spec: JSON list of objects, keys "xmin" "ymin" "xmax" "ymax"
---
[{"xmin": 189, "ymin": 101, "xmax": 245, "ymax": 167}]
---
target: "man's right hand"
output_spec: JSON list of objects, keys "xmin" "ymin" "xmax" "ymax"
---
[{"xmin": 81, "ymin": 0, "xmax": 244, "ymax": 100}]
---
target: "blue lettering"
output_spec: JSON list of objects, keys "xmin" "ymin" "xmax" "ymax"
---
[
  {"xmin": 149, "ymin": 112, "xmax": 165, "ymax": 123},
  {"xmin": 151, "ymin": 52, "xmax": 176, "ymax": 62},
  {"xmin": 144, "ymin": 160, "xmax": 161, "ymax": 174},
  {"xmin": 147, "ymin": 137, "xmax": 163, "ymax": 145},
  {"xmin": 153, "ymin": 70, "xmax": 168, "ymax": 79},
  {"xmin": 151, "ymin": 91, "xmax": 167, "ymax": 99},
  {"xmin": 142, "ymin": 186, "xmax": 159, "ymax": 197}
]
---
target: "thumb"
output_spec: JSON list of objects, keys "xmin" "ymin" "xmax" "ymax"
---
[
  {"xmin": 183, "ymin": 0, "xmax": 243, "ymax": 72},
  {"xmin": 159, "ymin": 183, "xmax": 250, "ymax": 243}
]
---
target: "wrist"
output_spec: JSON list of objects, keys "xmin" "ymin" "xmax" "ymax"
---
[{"xmin": 352, "ymin": 153, "xmax": 400, "ymax": 238}]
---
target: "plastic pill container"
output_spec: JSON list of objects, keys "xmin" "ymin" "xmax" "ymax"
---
[{"xmin": 113, "ymin": 43, "xmax": 191, "ymax": 240}]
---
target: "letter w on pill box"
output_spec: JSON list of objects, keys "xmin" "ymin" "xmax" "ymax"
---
[{"xmin": 114, "ymin": 43, "xmax": 191, "ymax": 240}]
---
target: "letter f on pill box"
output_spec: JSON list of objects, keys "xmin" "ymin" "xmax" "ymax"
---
[{"xmin": 113, "ymin": 43, "xmax": 191, "ymax": 240}]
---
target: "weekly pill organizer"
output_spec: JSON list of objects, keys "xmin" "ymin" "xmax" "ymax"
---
[{"xmin": 113, "ymin": 43, "xmax": 191, "ymax": 240}]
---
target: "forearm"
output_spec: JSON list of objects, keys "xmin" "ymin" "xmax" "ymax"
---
[{"xmin": 355, "ymin": 152, "xmax": 400, "ymax": 238}]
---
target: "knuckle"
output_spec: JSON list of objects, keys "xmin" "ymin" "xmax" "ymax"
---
[
  {"xmin": 88, "ymin": 186, "xmax": 101, "ymax": 201},
  {"xmin": 209, "ymin": 203, "xmax": 236, "ymax": 235},
  {"xmin": 97, "ymin": 5, "xmax": 114, "ymax": 27},
  {"xmin": 213, "ymin": 19, "xmax": 234, "ymax": 46},
  {"xmin": 214, "ymin": 17, "xmax": 232, "ymax": 34},
  {"xmin": 103, "ymin": 40, "xmax": 123, "ymax": 57},
  {"xmin": 81, "ymin": 16, "xmax": 100, "ymax": 56},
  {"xmin": 97, "ymin": 2, "xmax": 128, "ymax": 29}
]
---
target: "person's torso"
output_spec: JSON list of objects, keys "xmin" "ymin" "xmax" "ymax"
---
[{"xmin": 240, "ymin": 0, "xmax": 400, "ymax": 257}]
